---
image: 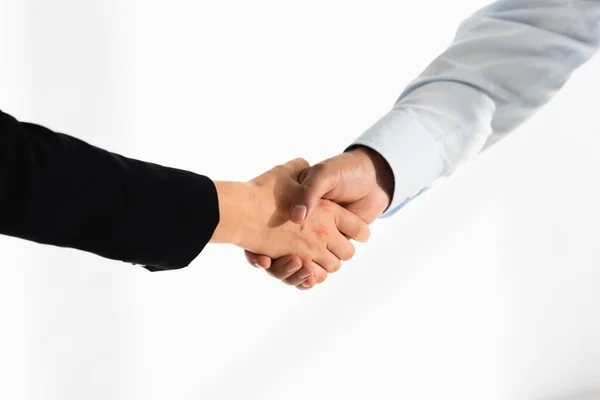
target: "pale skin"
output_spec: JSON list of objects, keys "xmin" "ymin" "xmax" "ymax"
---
[
  {"xmin": 210, "ymin": 158, "xmax": 371, "ymax": 278},
  {"xmin": 244, "ymin": 146, "xmax": 395, "ymax": 290}
]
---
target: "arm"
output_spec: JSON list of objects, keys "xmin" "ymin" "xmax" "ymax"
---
[
  {"xmin": 0, "ymin": 110, "xmax": 368, "ymax": 275},
  {"xmin": 351, "ymin": 0, "xmax": 600, "ymax": 216},
  {"xmin": 246, "ymin": 0, "xmax": 600, "ymax": 288},
  {"xmin": 0, "ymin": 109, "xmax": 220, "ymax": 271}
]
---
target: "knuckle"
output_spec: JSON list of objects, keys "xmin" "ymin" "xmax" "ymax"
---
[
  {"xmin": 343, "ymin": 244, "xmax": 356, "ymax": 261},
  {"xmin": 325, "ymin": 266, "xmax": 337, "ymax": 274},
  {"xmin": 315, "ymin": 225, "xmax": 330, "ymax": 242},
  {"xmin": 331, "ymin": 260, "xmax": 342, "ymax": 273},
  {"xmin": 307, "ymin": 239, "xmax": 322, "ymax": 255},
  {"xmin": 316, "ymin": 272, "xmax": 328, "ymax": 284},
  {"xmin": 349, "ymin": 244, "xmax": 356, "ymax": 258},
  {"xmin": 353, "ymin": 217, "xmax": 367, "ymax": 239},
  {"xmin": 324, "ymin": 258, "xmax": 341, "ymax": 273},
  {"xmin": 311, "ymin": 263, "xmax": 328, "ymax": 283},
  {"xmin": 272, "ymin": 165, "xmax": 287, "ymax": 175},
  {"xmin": 310, "ymin": 162, "xmax": 329, "ymax": 177},
  {"xmin": 293, "ymin": 157, "xmax": 310, "ymax": 168}
]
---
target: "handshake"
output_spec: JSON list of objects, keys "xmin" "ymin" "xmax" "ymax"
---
[{"xmin": 210, "ymin": 146, "xmax": 394, "ymax": 290}]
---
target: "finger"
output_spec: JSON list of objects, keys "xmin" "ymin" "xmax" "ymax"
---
[
  {"xmin": 297, "ymin": 280, "xmax": 314, "ymax": 290},
  {"xmin": 334, "ymin": 206, "xmax": 371, "ymax": 243},
  {"xmin": 315, "ymin": 250, "xmax": 342, "ymax": 274},
  {"xmin": 297, "ymin": 274, "xmax": 317, "ymax": 290},
  {"xmin": 266, "ymin": 256, "xmax": 303, "ymax": 280},
  {"xmin": 312, "ymin": 262, "xmax": 328, "ymax": 283},
  {"xmin": 282, "ymin": 158, "xmax": 310, "ymax": 178},
  {"xmin": 292, "ymin": 163, "xmax": 339, "ymax": 224},
  {"xmin": 344, "ymin": 199, "xmax": 381, "ymax": 225},
  {"xmin": 283, "ymin": 267, "xmax": 314, "ymax": 286},
  {"xmin": 295, "ymin": 259, "xmax": 321, "ymax": 289},
  {"xmin": 286, "ymin": 258, "xmax": 330, "ymax": 286},
  {"xmin": 302, "ymin": 261, "xmax": 327, "ymax": 286},
  {"xmin": 327, "ymin": 232, "xmax": 356, "ymax": 261},
  {"xmin": 244, "ymin": 250, "xmax": 272, "ymax": 269}
]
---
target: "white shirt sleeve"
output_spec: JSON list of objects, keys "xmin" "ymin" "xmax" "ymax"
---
[{"xmin": 351, "ymin": 0, "xmax": 600, "ymax": 217}]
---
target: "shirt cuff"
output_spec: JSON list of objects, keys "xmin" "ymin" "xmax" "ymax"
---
[{"xmin": 349, "ymin": 107, "xmax": 445, "ymax": 218}]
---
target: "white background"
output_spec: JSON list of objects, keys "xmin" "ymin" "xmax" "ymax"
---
[{"xmin": 1, "ymin": 0, "xmax": 600, "ymax": 399}]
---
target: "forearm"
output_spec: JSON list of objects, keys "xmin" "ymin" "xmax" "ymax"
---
[
  {"xmin": 0, "ymin": 109, "xmax": 219, "ymax": 271},
  {"xmin": 352, "ymin": 0, "xmax": 600, "ymax": 216}
]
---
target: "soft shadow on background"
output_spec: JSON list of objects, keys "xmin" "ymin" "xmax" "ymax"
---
[
  {"xmin": 2, "ymin": 0, "xmax": 600, "ymax": 399},
  {"xmin": 544, "ymin": 391, "xmax": 600, "ymax": 400}
]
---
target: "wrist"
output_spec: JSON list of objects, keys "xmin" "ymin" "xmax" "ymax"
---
[
  {"xmin": 350, "ymin": 146, "xmax": 395, "ymax": 204},
  {"xmin": 210, "ymin": 181, "xmax": 255, "ymax": 247}
]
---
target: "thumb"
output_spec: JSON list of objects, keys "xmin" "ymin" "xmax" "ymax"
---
[
  {"xmin": 291, "ymin": 163, "xmax": 338, "ymax": 224},
  {"xmin": 281, "ymin": 157, "xmax": 310, "ymax": 177}
]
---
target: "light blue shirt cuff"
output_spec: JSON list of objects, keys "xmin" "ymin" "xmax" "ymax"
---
[{"xmin": 350, "ymin": 107, "xmax": 445, "ymax": 218}]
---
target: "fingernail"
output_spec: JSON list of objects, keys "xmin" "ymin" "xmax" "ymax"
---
[
  {"xmin": 253, "ymin": 262, "xmax": 263, "ymax": 269},
  {"xmin": 301, "ymin": 281, "xmax": 312, "ymax": 288},
  {"xmin": 292, "ymin": 205, "xmax": 307, "ymax": 221}
]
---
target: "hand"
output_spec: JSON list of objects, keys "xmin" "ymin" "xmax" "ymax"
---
[
  {"xmin": 212, "ymin": 158, "xmax": 370, "ymax": 282},
  {"xmin": 244, "ymin": 146, "xmax": 394, "ymax": 289}
]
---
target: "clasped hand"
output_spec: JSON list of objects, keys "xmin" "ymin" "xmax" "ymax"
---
[{"xmin": 213, "ymin": 146, "xmax": 394, "ymax": 291}]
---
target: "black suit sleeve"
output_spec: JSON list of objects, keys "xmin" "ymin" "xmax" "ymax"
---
[{"xmin": 0, "ymin": 109, "xmax": 220, "ymax": 271}]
